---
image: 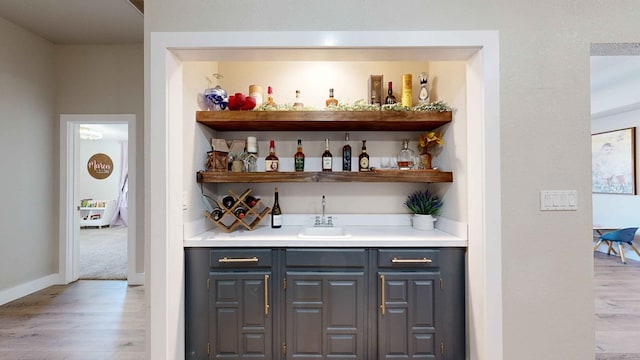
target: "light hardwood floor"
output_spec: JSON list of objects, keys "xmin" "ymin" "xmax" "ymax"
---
[
  {"xmin": 0, "ymin": 254, "xmax": 637, "ymax": 359},
  {"xmin": 595, "ymin": 251, "xmax": 640, "ymax": 360},
  {"xmin": 0, "ymin": 280, "xmax": 144, "ymax": 360}
]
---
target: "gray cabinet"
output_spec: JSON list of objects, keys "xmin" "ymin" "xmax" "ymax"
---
[
  {"xmin": 185, "ymin": 247, "xmax": 465, "ymax": 360},
  {"xmin": 375, "ymin": 248, "xmax": 466, "ymax": 360},
  {"xmin": 209, "ymin": 271, "xmax": 272, "ymax": 359},
  {"xmin": 185, "ymin": 248, "xmax": 276, "ymax": 360},
  {"xmin": 284, "ymin": 249, "xmax": 367, "ymax": 360}
]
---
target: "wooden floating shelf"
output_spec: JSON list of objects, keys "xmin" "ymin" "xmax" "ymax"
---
[
  {"xmin": 196, "ymin": 110, "xmax": 452, "ymax": 131},
  {"xmin": 197, "ymin": 170, "xmax": 453, "ymax": 184}
]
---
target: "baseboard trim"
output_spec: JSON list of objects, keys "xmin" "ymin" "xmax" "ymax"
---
[
  {"xmin": 0, "ymin": 273, "xmax": 63, "ymax": 306},
  {"xmin": 128, "ymin": 272, "xmax": 145, "ymax": 286}
]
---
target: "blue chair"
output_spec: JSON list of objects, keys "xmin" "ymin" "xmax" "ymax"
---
[{"xmin": 596, "ymin": 227, "xmax": 640, "ymax": 264}]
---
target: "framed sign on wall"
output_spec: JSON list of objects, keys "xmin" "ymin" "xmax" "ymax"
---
[
  {"xmin": 87, "ymin": 153, "xmax": 114, "ymax": 180},
  {"xmin": 592, "ymin": 127, "xmax": 636, "ymax": 195}
]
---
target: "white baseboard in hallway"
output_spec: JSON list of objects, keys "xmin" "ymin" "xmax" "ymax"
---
[{"xmin": 0, "ymin": 273, "xmax": 62, "ymax": 306}]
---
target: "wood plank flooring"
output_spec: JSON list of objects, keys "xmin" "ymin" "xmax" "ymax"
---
[
  {"xmin": 595, "ymin": 251, "xmax": 640, "ymax": 360},
  {"xmin": 0, "ymin": 254, "xmax": 636, "ymax": 359},
  {"xmin": 0, "ymin": 280, "xmax": 144, "ymax": 360}
]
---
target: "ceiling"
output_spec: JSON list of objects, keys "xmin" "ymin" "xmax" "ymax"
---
[
  {"xmin": 81, "ymin": 123, "xmax": 128, "ymax": 142},
  {"xmin": 0, "ymin": 0, "xmax": 142, "ymax": 44}
]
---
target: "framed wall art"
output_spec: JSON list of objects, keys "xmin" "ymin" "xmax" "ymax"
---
[{"xmin": 592, "ymin": 127, "xmax": 636, "ymax": 194}]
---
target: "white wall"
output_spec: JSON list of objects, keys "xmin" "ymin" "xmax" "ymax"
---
[
  {"xmin": 79, "ymin": 139, "xmax": 123, "ymax": 203},
  {"xmin": 0, "ymin": 17, "xmax": 57, "ymax": 291}
]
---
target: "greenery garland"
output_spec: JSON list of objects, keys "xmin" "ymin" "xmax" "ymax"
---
[{"xmin": 253, "ymin": 100, "xmax": 452, "ymax": 112}]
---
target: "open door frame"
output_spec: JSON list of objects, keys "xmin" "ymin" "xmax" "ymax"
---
[{"xmin": 59, "ymin": 114, "xmax": 138, "ymax": 284}]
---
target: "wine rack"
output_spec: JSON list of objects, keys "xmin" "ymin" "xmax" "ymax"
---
[{"xmin": 204, "ymin": 189, "xmax": 271, "ymax": 232}]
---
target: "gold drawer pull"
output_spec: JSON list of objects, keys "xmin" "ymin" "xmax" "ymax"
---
[
  {"xmin": 380, "ymin": 274, "xmax": 385, "ymax": 316},
  {"xmin": 391, "ymin": 257, "xmax": 432, "ymax": 264},
  {"xmin": 218, "ymin": 256, "xmax": 259, "ymax": 263},
  {"xmin": 264, "ymin": 274, "xmax": 270, "ymax": 316}
]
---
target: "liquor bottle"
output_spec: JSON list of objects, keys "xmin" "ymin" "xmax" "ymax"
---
[
  {"xmin": 271, "ymin": 187, "xmax": 282, "ymax": 228},
  {"xmin": 326, "ymin": 88, "xmax": 339, "ymax": 108},
  {"xmin": 359, "ymin": 140, "xmax": 370, "ymax": 172},
  {"xmin": 385, "ymin": 81, "xmax": 397, "ymax": 104},
  {"xmin": 293, "ymin": 90, "xmax": 304, "ymax": 108},
  {"xmin": 397, "ymin": 139, "xmax": 415, "ymax": 170},
  {"xmin": 342, "ymin": 133, "xmax": 352, "ymax": 171},
  {"xmin": 294, "ymin": 139, "xmax": 305, "ymax": 172},
  {"xmin": 265, "ymin": 86, "xmax": 276, "ymax": 106},
  {"xmin": 322, "ymin": 138, "xmax": 333, "ymax": 172},
  {"xmin": 402, "ymin": 74, "xmax": 412, "ymax": 107},
  {"xmin": 265, "ymin": 140, "xmax": 279, "ymax": 172}
]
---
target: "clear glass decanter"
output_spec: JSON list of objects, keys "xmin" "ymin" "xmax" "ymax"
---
[{"xmin": 397, "ymin": 139, "xmax": 415, "ymax": 170}]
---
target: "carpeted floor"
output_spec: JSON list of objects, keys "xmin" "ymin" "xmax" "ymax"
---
[{"xmin": 79, "ymin": 226, "xmax": 127, "ymax": 280}]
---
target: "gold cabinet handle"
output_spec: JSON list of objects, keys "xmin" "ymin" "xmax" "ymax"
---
[
  {"xmin": 380, "ymin": 274, "xmax": 385, "ymax": 316},
  {"xmin": 218, "ymin": 256, "xmax": 259, "ymax": 263},
  {"xmin": 264, "ymin": 274, "xmax": 270, "ymax": 316},
  {"xmin": 391, "ymin": 257, "xmax": 432, "ymax": 264}
]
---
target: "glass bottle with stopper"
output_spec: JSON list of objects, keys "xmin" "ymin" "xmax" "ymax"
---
[{"xmin": 397, "ymin": 139, "xmax": 415, "ymax": 170}]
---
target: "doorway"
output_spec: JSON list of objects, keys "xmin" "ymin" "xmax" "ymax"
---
[
  {"xmin": 59, "ymin": 114, "xmax": 137, "ymax": 284},
  {"xmin": 590, "ymin": 43, "xmax": 640, "ymax": 358}
]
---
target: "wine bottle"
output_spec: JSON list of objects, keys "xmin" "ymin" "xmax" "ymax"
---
[
  {"xmin": 293, "ymin": 90, "xmax": 304, "ymax": 108},
  {"xmin": 244, "ymin": 195, "xmax": 258, "ymax": 208},
  {"xmin": 322, "ymin": 138, "xmax": 333, "ymax": 172},
  {"xmin": 385, "ymin": 81, "xmax": 397, "ymax": 104},
  {"xmin": 222, "ymin": 195, "xmax": 236, "ymax": 209},
  {"xmin": 271, "ymin": 187, "xmax": 282, "ymax": 228},
  {"xmin": 326, "ymin": 88, "xmax": 338, "ymax": 108},
  {"xmin": 211, "ymin": 207, "xmax": 223, "ymax": 221},
  {"xmin": 342, "ymin": 133, "xmax": 351, "ymax": 171},
  {"xmin": 233, "ymin": 206, "xmax": 247, "ymax": 219},
  {"xmin": 294, "ymin": 139, "xmax": 305, "ymax": 172},
  {"xmin": 359, "ymin": 140, "xmax": 370, "ymax": 172},
  {"xmin": 265, "ymin": 140, "xmax": 279, "ymax": 172}
]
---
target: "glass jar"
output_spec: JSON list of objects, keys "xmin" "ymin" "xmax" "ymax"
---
[
  {"xmin": 397, "ymin": 139, "xmax": 415, "ymax": 170},
  {"xmin": 203, "ymin": 73, "xmax": 229, "ymax": 111}
]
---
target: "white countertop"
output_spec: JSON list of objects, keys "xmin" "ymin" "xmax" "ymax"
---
[{"xmin": 184, "ymin": 214, "xmax": 468, "ymax": 247}]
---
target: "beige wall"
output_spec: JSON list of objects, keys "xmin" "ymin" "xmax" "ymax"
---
[
  {"xmin": 147, "ymin": 1, "xmax": 640, "ymax": 359},
  {"xmin": 0, "ymin": 17, "xmax": 57, "ymax": 290},
  {"xmin": 182, "ymin": 60, "xmax": 466, "ymax": 227},
  {"xmin": 56, "ymin": 44, "xmax": 144, "ymax": 272}
]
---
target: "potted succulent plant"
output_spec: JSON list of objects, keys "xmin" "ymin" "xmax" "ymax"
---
[{"xmin": 404, "ymin": 189, "xmax": 443, "ymax": 230}]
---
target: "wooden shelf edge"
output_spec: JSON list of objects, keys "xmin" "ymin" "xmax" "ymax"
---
[
  {"xmin": 196, "ymin": 110, "xmax": 452, "ymax": 131},
  {"xmin": 196, "ymin": 170, "xmax": 453, "ymax": 183}
]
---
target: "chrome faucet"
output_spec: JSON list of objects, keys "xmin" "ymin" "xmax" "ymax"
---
[{"xmin": 315, "ymin": 195, "xmax": 333, "ymax": 227}]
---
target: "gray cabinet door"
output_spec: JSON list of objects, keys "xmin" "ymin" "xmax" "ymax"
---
[
  {"xmin": 377, "ymin": 272, "xmax": 440, "ymax": 360},
  {"xmin": 285, "ymin": 271, "xmax": 366, "ymax": 360},
  {"xmin": 209, "ymin": 271, "xmax": 273, "ymax": 360}
]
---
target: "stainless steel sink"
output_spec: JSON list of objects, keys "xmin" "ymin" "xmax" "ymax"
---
[{"xmin": 297, "ymin": 227, "xmax": 351, "ymax": 239}]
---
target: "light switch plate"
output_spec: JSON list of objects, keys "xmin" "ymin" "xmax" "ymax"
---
[{"xmin": 540, "ymin": 190, "xmax": 578, "ymax": 211}]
